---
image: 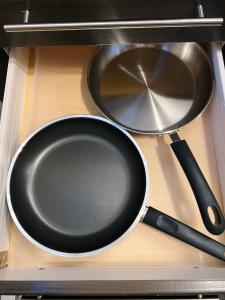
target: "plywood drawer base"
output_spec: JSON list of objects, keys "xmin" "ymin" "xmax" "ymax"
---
[{"xmin": 0, "ymin": 43, "xmax": 225, "ymax": 295}]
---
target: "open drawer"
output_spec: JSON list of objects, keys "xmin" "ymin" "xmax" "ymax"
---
[{"xmin": 0, "ymin": 43, "xmax": 225, "ymax": 295}]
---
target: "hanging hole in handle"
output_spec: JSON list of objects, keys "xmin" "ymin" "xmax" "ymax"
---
[{"xmin": 207, "ymin": 206, "xmax": 222, "ymax": 226}]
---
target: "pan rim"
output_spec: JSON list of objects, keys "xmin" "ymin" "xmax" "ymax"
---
[
  {"xmin": 6, "ymin": 114, "xmax": 149, "ymax": 257},
  {"xmin": 87, "ymin": 43, "xmax": 215, "ymax": 135}
]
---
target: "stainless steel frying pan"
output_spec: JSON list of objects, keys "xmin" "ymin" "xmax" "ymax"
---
[{"xmin": 87, "ymin": 43, "xmax": 225, "ymax": 235}]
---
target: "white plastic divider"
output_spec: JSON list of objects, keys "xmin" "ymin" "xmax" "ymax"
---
[
  {"xmin": 0, "ymin": 48, "xmax": 29, "ymax": 253},
  {"xmin": 209, "ymin": 42, "xmax": 225, "ymax": 212}
]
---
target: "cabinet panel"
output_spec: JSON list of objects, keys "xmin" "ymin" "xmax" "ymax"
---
[
  {"xmin": 0, "ymin": 49, "xmax": 8, "ymax": 102},
  {"xmin": 0, "ymin": 0, "xmax": 225, "ymax": 46}
]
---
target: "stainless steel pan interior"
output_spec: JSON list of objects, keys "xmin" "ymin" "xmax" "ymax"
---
[
  {"xmin": 88, "ymin": 43, "xmax": 213, "ymax": 134},
  {"xmin": 87, "ymin": 43, "xmax": 225, "ymax": 235}
]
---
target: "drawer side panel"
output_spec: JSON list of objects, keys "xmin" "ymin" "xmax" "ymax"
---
[{"xmin": 0, "ymin": 48, "xmax": 29, "ymax": 255}]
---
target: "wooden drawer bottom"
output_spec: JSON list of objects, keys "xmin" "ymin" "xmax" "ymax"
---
[
  {"xmin": 5, "ymin": 45, "xmax": 225, "ymax": 268},
  {"xmin": 0, "ymin": 44, "xmax": 225, "ymax": 295}
]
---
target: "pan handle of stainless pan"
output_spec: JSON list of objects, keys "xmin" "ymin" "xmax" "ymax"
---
[
  {"xmin": 170, "ymin": 132, "xmax": 225, "ymax": 235},
  {"xmin": 142, "ymin": 206, "xmax": 225, "ymax": 262}
]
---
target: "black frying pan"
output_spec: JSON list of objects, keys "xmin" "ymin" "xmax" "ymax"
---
[{"xmin": 7, "ymin": 115, "xmax": 225, "ymax": 260}]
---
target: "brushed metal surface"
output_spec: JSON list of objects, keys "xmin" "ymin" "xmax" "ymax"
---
[
  {"xmin": 1, "ymin": 266, "xmax": 225, "ymax": 294},
  {"xmin": 4, "ymin": 18, "xmax": 223, "ymax": 32},
  {"xmin": 88, "ymin": 43, "xmax": 214, "ymax": 134},
  {"xmin": 0, "ymin": 280, "xmax": 225, "ymax": 295}
]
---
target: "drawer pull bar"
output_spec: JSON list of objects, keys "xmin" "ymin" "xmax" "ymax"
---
[{"xmin": 4, "ymin": 18, "xmax": 223, "ymax": 32}]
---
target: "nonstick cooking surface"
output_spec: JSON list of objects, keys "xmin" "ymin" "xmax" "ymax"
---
[{"xmin": 9, "ymin": 117, "xmax": 146, "ymax": 253}]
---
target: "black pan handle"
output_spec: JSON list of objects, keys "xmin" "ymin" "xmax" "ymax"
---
[
  {"xmin": 143, "ymin": 206, "xmax": 225, "ymax": 262},
  {"xmin": 170, "ymin": 133, "xmax": 225, "ymax": 235}
]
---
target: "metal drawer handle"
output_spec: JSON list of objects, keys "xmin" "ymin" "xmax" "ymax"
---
[{"xmin": 4, "ymin": 18, "xmax": 224, "ymax": 32}]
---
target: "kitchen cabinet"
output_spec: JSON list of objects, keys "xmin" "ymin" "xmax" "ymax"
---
[
  {"xmin": 0, "ymin": 49, "xmax": 8, "ymax": 103},
  {"xmin": 0, "ymin": 43, "xmax": 225, "ymax": 295},
  {"xmin": 0, "ymin": 0, "xmax": 225, "ymax": 297},
  {"xmin": 0, "ymin": 0, "xmax": 225, "ymax": 46}
]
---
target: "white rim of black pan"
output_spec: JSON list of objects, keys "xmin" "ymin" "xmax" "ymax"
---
[{"xmin": 6, "ymin": 114, "xmax": 149, "ymax": 257}]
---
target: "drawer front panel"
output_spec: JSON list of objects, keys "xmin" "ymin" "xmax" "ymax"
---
[{"xmin": 0, "ymin": 0, "xmax": 225, "ymax": 46}]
